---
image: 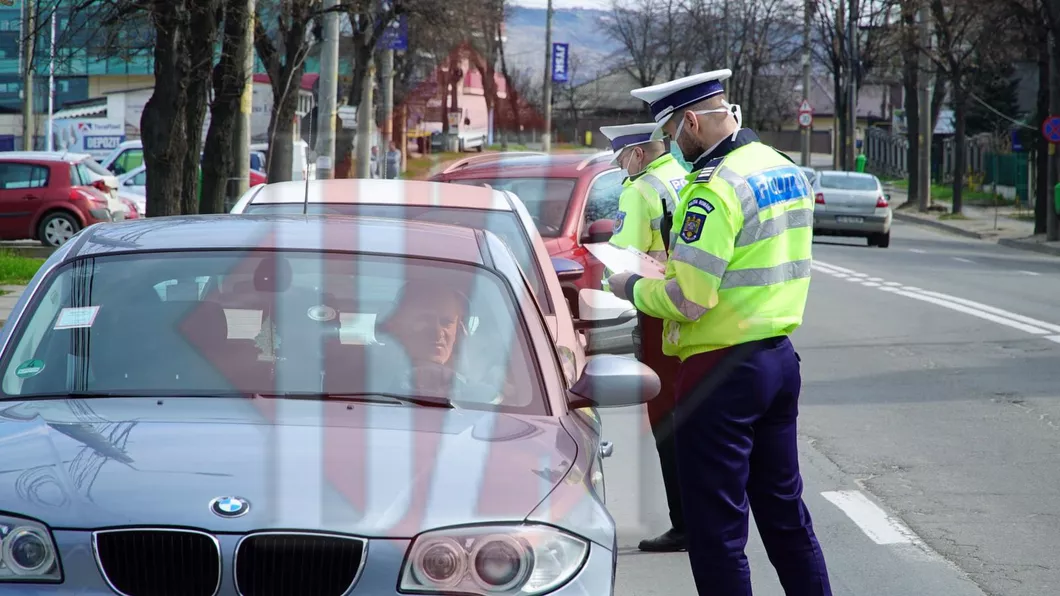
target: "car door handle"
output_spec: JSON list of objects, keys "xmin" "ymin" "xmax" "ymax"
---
[
  {"xmin": 599, "ymin": 441, "xmax": 613, "ymax": 458},
  {"xmin": 21, "ymin": 194, "xmax": 36, "ymax": 200}
]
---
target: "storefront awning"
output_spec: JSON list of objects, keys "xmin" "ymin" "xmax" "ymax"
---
[{"xmin": 52, "ymin": 101, "xmax": 107, "ymax": 120}]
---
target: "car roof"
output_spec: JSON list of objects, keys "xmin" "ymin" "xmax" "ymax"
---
[
  {"xmin": 0, "ymin": 151, "xmax": 91, "ymax": 163},
  {"xmin": 247, "ymin": 179, "xmax": 515, "ymax": 211},
  {"xmin": 62, "ymin": 214, "xmax": 487, "ymax": 264},
  {"xmin": 435, "ymin": 152, "xmax": 618, "ymax": 179}
]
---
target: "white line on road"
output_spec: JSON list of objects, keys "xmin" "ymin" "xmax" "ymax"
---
[
  {"xmin": 909, "ymin": 249, "xmax": 927, "ymax": 254},
  {"xmin": 879, "ymin": 287, "xmax": 1052, "ymax": 334},
  {"xmin": 883, "ymin": 281, "xmax": 902, "ymax": 287},
  {"xmin": 952, "ymin": 257, "xmax": 974, "ymax": 263},
  {"xmin": 821, "ymin": 490, "xmax": 923, "ymax": 546},
  {"xmin": 867, "ymin": 277, "xmax": 884, "ymax": 282},
  {"xmin": 908, "ymin": 289, "xmax": 1060, "ymax": 334},
  {"xmin": 1019, "ymin": 270, "xmax": 1041, "ymax": 276},
  {"xmin": 1046, "ymin": 336, "xmax": 1060, "ymax": 344},
  {"xmin": 861, "ymin": 282, "xmax": 881, "ymax": 287},
  {"xmin": 814, "ymin": 261, "xmax": 858, "ymax": 274}
]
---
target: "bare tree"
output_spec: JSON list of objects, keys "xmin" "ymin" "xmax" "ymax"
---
[
  {"xmin": 201, "ymin": 0, "xmax": 255, "ymax": 214},
  {"xmin": 602, "ymin": 0, "xmax": 667, "ymax": 87},
  {"xmin": 926, "ymin": 0, "xmax": 1017, "ymax": 213}
]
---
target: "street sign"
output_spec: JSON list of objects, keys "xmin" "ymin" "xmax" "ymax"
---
[
  {"xmin": 798, "ymin": 99, "xmax": 812, "ymax": 114},
  {"xmin": 798, "ymin": 112, "xmax": 813, "ymax": 128},
  {"xmin": 1012, "ymin": 129, "xmax": 1024, "ymax": 152},
  {"xmin": 379, "ymin": 15, "xmax": 408, "ymax": 51},
  {"xmin": 1041, "ymin": 115, "xmax": 1060, "ymax": 144},
  {"xmin": 551, "ymin": 43, "xmax": 570, "ymax": 84}
]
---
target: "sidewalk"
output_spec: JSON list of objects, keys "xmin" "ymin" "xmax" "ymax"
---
[
  {"xmin": 0, "ymin": 285, "xmax": 25, "ymax": 328},
  {"xmin": 885, "ymin": 187, "xmax": 1060, "ymax": 257}
]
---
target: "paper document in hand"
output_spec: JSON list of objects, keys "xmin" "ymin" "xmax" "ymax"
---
[{"xmin": 584, "ymin": 243, "xmax": 666, "ymax": 279}]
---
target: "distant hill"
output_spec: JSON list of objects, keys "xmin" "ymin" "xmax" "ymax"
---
[{"xmin": 503, "ymin": 6, "xmax": 623, "ymax": 85}]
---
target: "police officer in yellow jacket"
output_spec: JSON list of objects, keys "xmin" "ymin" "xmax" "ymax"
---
[
  {"xmin": 599, "ymin": 123, "xmax": 688, "ymax": 552},
  {"xmin": 607, "ymin": 70, "xmax": 832, "ymax": 595}
]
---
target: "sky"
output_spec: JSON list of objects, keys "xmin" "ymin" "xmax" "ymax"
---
[{"xmin": 510, "ymin": 0, "xmax": 612, "ymax": 10}]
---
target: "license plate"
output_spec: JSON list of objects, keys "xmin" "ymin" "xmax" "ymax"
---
[{"xmin": 836, "ymin": 216, "xmax": 864, "ymax": 224}]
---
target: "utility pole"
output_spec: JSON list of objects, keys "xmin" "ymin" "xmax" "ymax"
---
[
  {"xmin": 21, "ymin": 0, "xmax": 35, "ymax": 151},
  {"xmin": 231, "ymin": 0, "xmax": 255, "ymax": 207},
  {"xmin": 315, "ymin": 0, "xmax": 340, "ymax": 180},
  {"xmin": 45, "ymin": 9, "xmax": 54, "ymax": 152},
  {"xmin": 381, "ymin": 48, "xmax": 395, "ymax": 173},
  {"xmin": 1048, "ymin": 32, "xmax": 1060, "ymax": 241},
  {"xmin": 355, "ymin": 59, "xmax": 375, "ymax": 178},
  {"xmin": 801, "ymin": 0, "xmax": 812, "ymax": 167},
  {"xmin": 542, "ymin": 0, "xmax": 553, "ymax": 152},
  {"xmin": 723, "ymin": 0, "xmax": 732, "ymax": 93},
  {"xmin": 846, "ymin": 0, "xmax": 857, "ymax": 172},
  {"xmin": 917, "ymin": 2, "xmax": 932, "ymax": 211}
]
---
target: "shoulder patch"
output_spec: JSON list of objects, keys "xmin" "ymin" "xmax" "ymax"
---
[
  {"xmin": 687, "ymin": 197, "xmax": 715, "ymax": 214},
  {"xmin": 694, "ymin": 158, "xmax": 725, "ymax": 183},
  {"xmin": 680, "ymin": 211, "xmax": 706, "ymax": 243},
  {"xmin": 613, "ymin": 211, "xmax": 625, "ymax": 233}
]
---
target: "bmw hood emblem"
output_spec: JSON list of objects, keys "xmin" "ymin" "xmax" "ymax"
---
[{"xmin": 210, "ymin": 496, "xmax": 250, "ymax": 518}]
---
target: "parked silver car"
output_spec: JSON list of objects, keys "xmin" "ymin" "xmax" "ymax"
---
[
  {"xmin": 0, "ymin": 214, "xmax": 658, "ymax": 595},
  {"xmin": 812, "ymin": 171, "xmax": 892, "ymax": 248}
]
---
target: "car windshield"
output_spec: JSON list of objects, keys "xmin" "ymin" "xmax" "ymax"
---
[
  {"xmin": 819, "ymin": 175, "xmax": 878, "ymax": 191},
  {"xmin": 448, "ymin": 177, "xmax": 576, "ymax": 237},
  {"xmin": 240, "ymin": 203, "xmax": 551, "ymax": 313},
  {"xmin": 0, "ymin": 251, "xmax": 547, "ymax": 415}
]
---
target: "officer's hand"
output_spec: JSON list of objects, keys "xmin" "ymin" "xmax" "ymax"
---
[{"xmin": 607, "ymin": 271, "xmax": 636, "ymax": 301}]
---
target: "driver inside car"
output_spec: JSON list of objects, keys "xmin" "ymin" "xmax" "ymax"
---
[{"xmin": 378, "ymin": 281, "xmax": 513, "ymax": 405}]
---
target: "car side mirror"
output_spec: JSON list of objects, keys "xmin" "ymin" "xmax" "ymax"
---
[
  {"xmin": 568, "ymin": 355, "xmax": 660, "ymax": 409},
  {"xmin": 885, "ymin": 193, "xmax": 891, "ymax": 201},
  {"xmin": 581, "ymin": 218, "xmax": 614, "ymax": 244},
  {"xmin": 574, "ymin": 288, "xmax": 636, "ymax": 329},
  {"xmin": 551, "ymin": 256, "xmax": 584, "ymax": 283}
]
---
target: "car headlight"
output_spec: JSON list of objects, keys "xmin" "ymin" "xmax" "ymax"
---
[
  {"xmin": 400, "ymin": 524, "xmax": 588, "ymax": 595},
  {"xmin": 0, "ymin": 516, "xmax": 60, "ymax": 582}
]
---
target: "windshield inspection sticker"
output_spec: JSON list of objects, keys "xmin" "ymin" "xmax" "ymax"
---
[
  {"xmin": 15, "ymin": 359, "xmax": 45, "ymax": 379},
  {"xmin": 54, "ymin": 306, "xmax": 101, "ymax": 330}
]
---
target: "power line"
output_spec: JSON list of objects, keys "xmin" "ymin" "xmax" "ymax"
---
[{"xmin": 968, "ymin": 91, "xmax": 1035, "ymax": 131}]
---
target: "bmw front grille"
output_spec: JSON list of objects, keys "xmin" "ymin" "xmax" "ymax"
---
[
  {"xmin": 93, "ymin": 528, "xmax": 222, "ymax": 596},
  {"xmin": 234, "ymin": 531, "xmax": 367, "ymax": 596}
]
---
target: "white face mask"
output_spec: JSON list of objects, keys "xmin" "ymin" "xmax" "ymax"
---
[{"xmin": 671, "ymin": 101, "xmax": 743, "ymax": 145}]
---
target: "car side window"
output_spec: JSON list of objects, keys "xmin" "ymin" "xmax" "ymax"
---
[
  {"xmin": 131, "ymin": 170, "xmax": 147, "ymax": 186},
  {"xmin": 583, "ymin": 169, "xmax": 625, "ymax": 227},
  {"xmin": 0, "ymin": 163, "xmax": 49, "ymax": 190}
]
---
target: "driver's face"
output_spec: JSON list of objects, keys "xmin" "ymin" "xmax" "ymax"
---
[{"xmin": 390, "ymin": 292, "xmax": 463, "ymax": 365}]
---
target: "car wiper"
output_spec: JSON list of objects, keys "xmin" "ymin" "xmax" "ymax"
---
[{"xmin": 256, "ymin": 392, "xmax": 453, "ymax": 409}]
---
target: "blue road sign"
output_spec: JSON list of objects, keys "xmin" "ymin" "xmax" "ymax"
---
[
  {"xmin": 1042, "ymin": 115, "xmax": 1060, "ymax": 144},
  {"xmin": 551, "ymin": 43, "xmax": 569, "ymax": 84},
  {"xmin": 1012, "ymin": 129, "xmax": 1024, "ymax": 152},
  {"xmin": 379, "ymin": 15, "xmax": 407, "ymax": 51}
]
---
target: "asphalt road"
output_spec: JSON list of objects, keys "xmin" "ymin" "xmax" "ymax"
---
[{"xmin": 601, "ymin": 219, "xmax": 1060, "ymax": 596}]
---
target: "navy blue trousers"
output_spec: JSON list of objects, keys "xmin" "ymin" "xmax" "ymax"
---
[{"xmin": 672, "ymin": 337, "xmax": 831, "ymax": 596}]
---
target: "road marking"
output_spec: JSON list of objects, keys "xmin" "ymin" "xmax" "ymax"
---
[
  {"xmin": 883, "ymin": 281, "xmax": 902, "ymax": 287},
  {"xmin": 909, "ymin": 249, "xmax": 927, "ymax": 254},
  {"xmin": 861, "ymin": 282, "xmax": 881, "ymax": 287},
  {"xmin": 952, "ymin": 257, "xmax": 974, "ymax": 263},
  {"xmin": 1047, "ymin": 336, "xmax": 1060, "ymax": 344},
  {"xmin": 815, "ymin": 261, "xmax": 858, "ymax": 274},
  {"xmin": 879, "ymin": 287, "xmax": 1052, "ymax": 334},
  {"xmin": 850, "ymin": 272, "xmax": 868, "ymax": 277},
  {"xmin": 909, "ymin": 289, "xmax": 1060, "ymax": 334},
  {"xmin": 821, "ymin": 490, "xmax": 923, "ymax": 546},
  {"xmin": 1019, "ymin": 270, "xmax": 1041, "ymax": 276},
  {"xmin": 867, "ymin": 277, "xmax": 884, "ymax": 282}
]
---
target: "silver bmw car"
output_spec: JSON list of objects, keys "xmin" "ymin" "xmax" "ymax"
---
[{"xmin": 0, "ymin": 215, "xmax": 659, "ymax": 594}]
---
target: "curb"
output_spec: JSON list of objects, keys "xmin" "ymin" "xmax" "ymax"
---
[
  {"xmin": 998, "ymin": 237, "xmax": 1060, "ymax": 257},
  {"xmin": 891, "ymin": 211, "xmax": 986, "ymax": 240}
]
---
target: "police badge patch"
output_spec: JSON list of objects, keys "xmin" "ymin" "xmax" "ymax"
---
[
  {"xmin": 680, "ymin": 211, "xmax": 706, "ymax": 243},
  {"xmin": 613, "ymin": 211, "xmax": 626, "ymax": 233}
]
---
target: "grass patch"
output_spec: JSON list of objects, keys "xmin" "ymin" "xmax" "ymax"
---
[
  {"xmin": 0, "ymin": 250, "xmax": 44, "ymax": 285},
  {"xmin": 939, "ymin": 212, "xmax": 969, "ymax": 220},
  {"xmin": 487, "ymin": 143, "xmax": 531, "ymax": 151},
  {"xmin": 402, "ymin": 151, "xmax": 465, "ymax": 180}
]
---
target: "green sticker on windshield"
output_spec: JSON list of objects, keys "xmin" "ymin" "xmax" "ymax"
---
[{"xmin": 15, "ymin": 359, "xmax": 45, "ymax": 379}]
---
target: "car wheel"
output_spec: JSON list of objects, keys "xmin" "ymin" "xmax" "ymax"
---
[
  {"xmin": 876, "ymin": 231, "xmax": 891, "ymax": 248},
  {"xmin": 38, "ymin": 212, "xmax": 81, "ymax": 247}
]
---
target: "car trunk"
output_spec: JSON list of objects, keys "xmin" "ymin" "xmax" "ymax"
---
[{"xmin": 818, "ymin": 177, "xmax": 880, "ymax": 217}]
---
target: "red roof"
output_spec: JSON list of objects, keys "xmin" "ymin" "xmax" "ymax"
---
[{"xmin": 253, "ymin": 73, "xmax": 318, "ymax": 91}]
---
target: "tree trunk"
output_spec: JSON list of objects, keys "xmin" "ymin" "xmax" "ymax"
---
[
  {"xmin": 952, "ymin": 86, "xmax": 967, "ymax": 215},
  {"xmin": 141, "ymin": 2, "xmax": 191, "ymax": 217},
  {"xmin": 202, "ymin": 0, "xmax": 252, "ymax": 215},
  {"xmin": 182, "ymin": 1, "xmax": 219, "ymax": 215},
  {"xmin": 1036, "ymin": 28, "xmax": 1050, "ymax": 234},
  {"xmin": 901, "ymin": 4, "xmax": 919, "ymax": 204},
  {"xmin": 267, "ymin": 81, "xmax": 300, "ymax": 182},
  {"xmin": 834, "ymin": 74, "xmax": 847, "ymax": 171}
]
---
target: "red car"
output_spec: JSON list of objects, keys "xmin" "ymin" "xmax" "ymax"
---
[
  {"xmin": 430, "ymin": 152, "xmax": 625, "ymax": 316},
  {"xmin": 0, "ymin": 152, "xmax": 115, "ymax": 246}
]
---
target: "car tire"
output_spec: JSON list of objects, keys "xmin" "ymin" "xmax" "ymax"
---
[
  {"xmin": 876, "ymin": 231, "xmax": 891, "ymax": 248},
  {"xmin": 38, "ymin": 211, "xmax": 81, "ymax": 247}
]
